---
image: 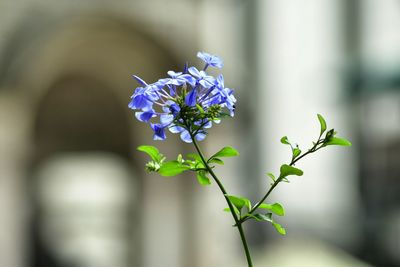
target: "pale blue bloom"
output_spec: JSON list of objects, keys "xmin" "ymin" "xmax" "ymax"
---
[
  {"xmin": 128, "ymin": 52, "xmax": 235, "ymax": 142},
  {"xmin": 197, "ymin": 51, "xmax": 223, "ymax": 69}
]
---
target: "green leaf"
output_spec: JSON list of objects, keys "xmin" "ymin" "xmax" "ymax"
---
[
  {"xmin": 258, "ymin": 203, "xmax": 285, "ymax": 216},
  {"xmin": 177, "ymin": 154, "xmax": 184, "ymax": 164},
  {"xmin": 137, "ymin": 145, "xmax": 162, "ymax": 162},
  {"xmin": 196, "ymin": 104, "xmax": 205, "ymax": 114},
  {"xmin": 208, "ymin": 158, "xmax": 224, "ymax": 165},
  {"xmin": 317, "ymin": 114, "xmax": 327, "ymax": 135},
  {"xmin": 243, "ymin": 198, "xmax": 252, "ymax": 211},
  {"xmin": 267, "ymin": 172, "xmax": 276, "ymax": 182},
  {"xmin": 325, "ymin": 129, "xmax": 335, "ymax": 140},
  {"xmin": 196, "ymin": 170, "xmax": 211, "ymax": 186},
  {"xmin": 187, "ymin": 153, "xmax": 202, "ymax": 161},
  {"xmin": 225, "ymin": 195, "xmax": 251, "ymax": 212},
  {"xmin": 280, "ymin": 164, "xmax": 303, "ymax": 178},
  {"xmin": 280, "ymin": 136, "xmax": 290, "ymax": 145},
  {"xmin": 247, "ymin": 213, "xmax": 286, "ymax": 235},
  {"xmin": 145, "ymin": 161, "xmax": 161, "ymax": 172},
  {"xmin": 159, "ymin": 161, "xmax": 190, "ymax": 176},
  {"xmin": 325, "ymin": 137, "xmax": 352, "ymax": 147},
  {"xmin": 252, "ymin": 213, "xmax": 273, "ymax": 222},
  {"xmin": 292, "ymin": 147, "xmax": 301, "ymax": 158},
  {"xmin": 272, "ymin": 222, "xmax": 286, "ymax": 235},
  {"xmin": 186, "ymin": 154, "xmax": 205, "ymax": 169},
  {"xmin": 210, "ymin": 146, "xmax": 239, "ymax": 159}
]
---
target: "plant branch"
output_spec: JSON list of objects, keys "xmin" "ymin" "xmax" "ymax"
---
[
  {"xmin": 189, "ymin": 131, "xmax": 253, "ymax": 267},
  {"xmin": 243, "ymin": 136, "xmax": 326, "ymax": 220}
]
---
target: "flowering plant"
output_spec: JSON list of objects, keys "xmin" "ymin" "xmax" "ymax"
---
[{"xmin": 129, "ymin": 52, "xmax": 351, "ymax": 267}]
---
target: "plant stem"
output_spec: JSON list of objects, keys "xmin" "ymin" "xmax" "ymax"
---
[{"xmin": 190, "ymin": 134, "xmax": 253, "ymax": 267}]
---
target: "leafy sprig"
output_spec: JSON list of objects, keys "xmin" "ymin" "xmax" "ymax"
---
[{"xmin": 138, "ymin": 114, "xmax": 351, "ymax": 237}]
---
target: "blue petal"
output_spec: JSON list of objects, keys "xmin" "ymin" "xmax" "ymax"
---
[
  {"xmin": 160, "ymin": 114, "xmax": 174, "ymax": 125},
  {"xmin": 185, "ymin": 89, "xmax": 197, "ymax": 107},
  {"xmin": 179, "ymin": 74, "xmax": 196, "ymax": 87},
  {"xmin": 199, "ymin": 79, "xmax": 214, "ymax": 89},
  {"xmin": 167, "ymin": 85, "xmax": 176, "ymax": 96},
  {"xmin": 195, "ymin": 132, "xmax": 207, "ymax": 141},
  {"xmin": 203, "ymin": 120, "xmax": 212, "ymax": 129},
  {"xmin": 170, "ymin": 78, "xmax": 185, "ymax": 86},
  {"xmin": 135, "ymin": 111, "xmax": 154, "ymax": 122},
  {"xmin": 197, "ymin": 51, "xmax": 223, "ymax": 69},
  {"xmin": 129, "ymin": 95, "xmax": 153, "ymax": 110},
  {"xmin": 188, "ymin": 67, "xmax": 201, "ymax": 78},
  {"xmin": 216, "ymin": 74, "xmax": 224, "ymax": 88},
  {"xmin": 180, "ymin": 130, "xmax": 193, "ymax": 143},
  {"xmin": 132, "ymin": 75, "xmax": 148, "ymax": 86},
  {"xmin": 151, "ymin": 124, "xmax": 166, "ymax": 140},
  {"xmin": 169, "ymin": 125, "xmax": 184, "ymax": 133},
  {"xmin": 167, "ymin": 71, "xmax": 182, "ymax": 78},
  {"xmin": 169, "ymin": 103, "xmax": 181, "ymax": 116}
]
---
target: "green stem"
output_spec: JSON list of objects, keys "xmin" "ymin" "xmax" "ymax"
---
[{"xmin": 190, "ymin": 133, "xmax": 253, "ymax": 267}]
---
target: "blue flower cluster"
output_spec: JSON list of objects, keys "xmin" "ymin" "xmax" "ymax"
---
[{"xmin": 129, "ymin": 52, "xmax": 236, "ymax": 143}]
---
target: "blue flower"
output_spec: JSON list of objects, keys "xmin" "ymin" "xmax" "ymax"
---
[
  {"xmin": 197, "ymin": 51, "xmax": 223, "ymax": 69},
  {"xmin": 166, "ymin": 71, "xmax": 196, "ymax": 87},
  {"xmin": 214, "ymin": 74, "xmax": 236, "ymax": 116},
  {"xmin": 135, "ymin": 110, "xmax": 155, "ymax": 122},
  {"xmin": 129, "ymin": 52, "xmax": 235, "ymax": 143},
  {"xmin": 188, "ymin": 67, "xmax": 215, "ymax": 88},
  {"xmin": 185, "ymin": 88, "xmax": 197, "ymax": 107},
  {"xmin": 150, "ymin": 123, "xmax": 167, "ymax": 140},
  {"xmin": 128, "ymin": 86, "xmax": 158, "ymax": 110}
]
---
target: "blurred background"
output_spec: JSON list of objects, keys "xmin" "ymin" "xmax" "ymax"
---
[{"xmin": 0, "ymin": 0, "xmax": 399, "ymax": 267}]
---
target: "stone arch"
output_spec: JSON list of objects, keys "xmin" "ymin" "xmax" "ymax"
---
[
  {"xmin": 8, "ymin": 13, "xmax": 194, "ymax": 267},
  {"xmin": 16, "ymin": 14, "xmax": 181, "ymax": 106}
]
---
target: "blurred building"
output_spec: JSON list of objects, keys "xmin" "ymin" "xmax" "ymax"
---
[
  {"xmin": 0, "ymin": 1, "xmax": 399, "ymax": 267},
  {"xmin": 0, "ymin": 1, "xmax": 248, "ymax": 267}
]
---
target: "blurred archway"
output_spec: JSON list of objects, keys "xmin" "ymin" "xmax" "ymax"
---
[{"xmin": 13, "ymin": 13, "xmax": 185, "ymax": 267}]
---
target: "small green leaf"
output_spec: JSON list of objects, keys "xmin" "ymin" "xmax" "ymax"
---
[
  {"xmin": 258, "ymin": 203, "xmax": 285, "ymax": 216},
  {"xmin": 177, "ymin": 154, "xmax": 184, "ymax": 164},
  {"xmin": 187, "ymin": 153, "xmax": 202, "ymax": 161},
  {"xmin": 253, "ymin": 213, "xmax": 273, "ymax": 222},
  {"xmin": 324, "ymin": 137, "xmax": 352, "ymax": 147},
  {"xmin": 280, "ymin": 136, "xmax": 290, "ymax": 145},
  {"xmin": 247, "ymin": 213, "xmax": 286, "ymax": 235},
  {"xmin": 211, "ymin": 146, "xmax": 239, "ymax": 159},
  {"xmin": 325, "ymin": 129, "xmax": 335, "ymax": 140},
  {"xmin": 292, "ymin": 147, "xmax": 301, "ymax": 158},
  {"xmin": 137, "ymin": 145, "xmax": 162, "ymax": 162},
  {"xmin": 145, "ymin": 161, "xmax": 161, "ymax": 172},
  {"xmin": 159, "ymin": 161, "xmax": 190, "ymax": 176},
  {"xmin": 267, "ymin": 172, "xmax": 276, "ymax": 182},
  {"xmin": 208, "ymin": 158, "xmax": 224, "ymax": 165},
  {"xmin": 243, "ymin": 198, "xmax": 252, "ymax": 211},
  {"xmin": 196, "ymin": 170, "xmax": 211, "ymax": 186},
  {"xmin": 196, "ymin": 104, "xmax": 205, "ymax": 114},
  {"xmin": 280, "ymin": 164, "xmax": 303, "ymax": 178},
  {"xmin": 272, "ymin": 222, "xmax": 286, "ymax": 235},
  {"xmin": 187, "ymin": 154, "xmax": 205, "ymax": 169},
  {"xmin": 317, "ymin": 114, "xmax": 327, "ymax": 135},
  {"xmin": 226, "ymin": 195, "xmax": 251, "ymax": 212}
]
